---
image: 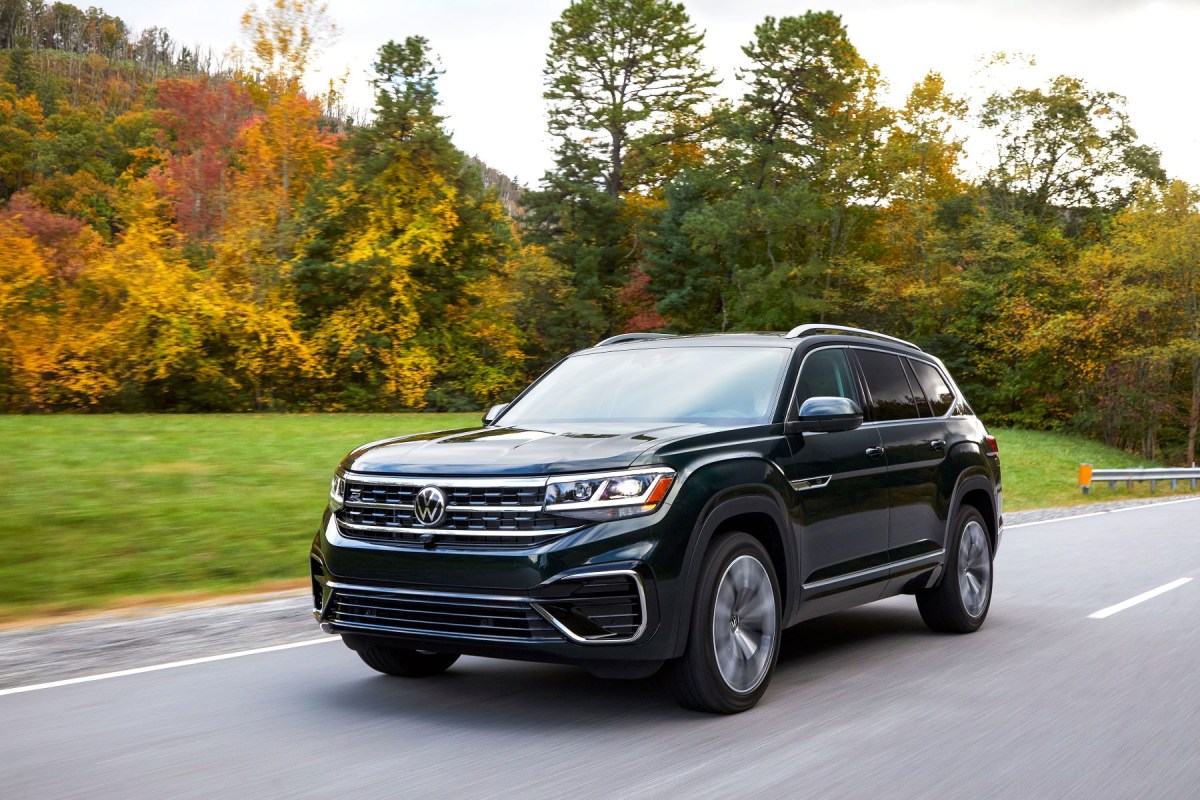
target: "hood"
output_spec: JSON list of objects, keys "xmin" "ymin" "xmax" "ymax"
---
[{"xmin": 343, "ymin": 422, "xmax": 715, "ymax": 476}]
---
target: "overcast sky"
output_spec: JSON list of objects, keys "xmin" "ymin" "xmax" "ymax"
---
[{"xmin": 101, "ymin": 0, "xmax": 1200, "ymax": 186}]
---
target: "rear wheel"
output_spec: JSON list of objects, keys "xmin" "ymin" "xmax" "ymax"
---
[
  {"xmin": 665, "ymin": 532, "xmax": 781, "ymax": 714},
  {"xmin": 917, "ymin": 506, "xmax": 993, "ymax": 633},
  {"xmin": 355, "ymin": 645, "xmax": 460, "ymax": 677}
]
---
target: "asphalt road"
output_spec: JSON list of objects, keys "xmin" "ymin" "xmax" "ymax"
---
[{"xmin": 3, "ymin": 498, "xmax": 1199, "ymax": 799}]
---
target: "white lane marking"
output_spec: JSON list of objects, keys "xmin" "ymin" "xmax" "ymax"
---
[
  {"xmin": 1007, "ymin": 511, "xmax": 1108, "ymax": 529},
  {"xmin": 1007, "ymin": 495, "xmax": 1200, "ymax": 529},
  {"xmin": 0, "ymin": 636, "xmax": 341, "ymax": 698},
  {"xmin": 1108, "ymin": 496, "xmax": 1200, "ymax": 513},
  {"xmin": 1088, "ymin": 578, "xmax": 1193, "ymax": 619}
]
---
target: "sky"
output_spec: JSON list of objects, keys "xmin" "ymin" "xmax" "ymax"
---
[{"xmin": 100, "ymin": 0, "xmax": 1200, "ymax": 187}]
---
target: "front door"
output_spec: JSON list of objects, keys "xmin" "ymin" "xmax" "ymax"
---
[{"xmin": 779, "ymin": 346, "xmax": 890, "ymax": 618}]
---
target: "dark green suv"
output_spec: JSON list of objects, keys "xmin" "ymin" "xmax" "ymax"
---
[{"xmin": 311, "ymin": 325, "xmax": 1002, "ymax": 713}]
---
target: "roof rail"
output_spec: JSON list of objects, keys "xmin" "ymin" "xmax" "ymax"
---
[
  {"xmin": 593, "ymin": 332, "xmax": 677, "ymax": 347},
  {"xmin": 784, "ymin": 324, "xmax": 921, "ymax": 352}
]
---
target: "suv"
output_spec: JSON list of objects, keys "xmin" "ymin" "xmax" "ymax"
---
[{"xmin": 311, "ymin": 325, "xmax": 1002, "ymax": 713}]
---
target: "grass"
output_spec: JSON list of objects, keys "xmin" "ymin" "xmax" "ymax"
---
[
  {"xmin": 0, "ymin": 416, "xmax": 1193, "ymax": 622},
  {"xmin": 0, "ymin": 413, "xmax": 478, "ymax": 622},
  {"xmin": 995, "ymin": 428, "xmax": 1196, "ymax": 510}
]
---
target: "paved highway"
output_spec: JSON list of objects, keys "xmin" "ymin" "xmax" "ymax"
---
[{"xmin": 3, "ymin": 499, "xmax": 1199, "ymax": 799}]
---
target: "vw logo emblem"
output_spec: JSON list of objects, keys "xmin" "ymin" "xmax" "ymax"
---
[{"xmin": 413, "ymin": 486, "xmax": 446, "ymax": 527}]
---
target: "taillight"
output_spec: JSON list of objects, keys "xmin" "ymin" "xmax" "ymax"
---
[{"xmin": 984, "ymin": 435, "xmax": 999, "ymax": 459}]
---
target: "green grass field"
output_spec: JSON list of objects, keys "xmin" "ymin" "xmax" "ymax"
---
[
  {"xmin": 0, "ymin": 416, "xmax": 1191, "ymax": 622},
  {"xmin": 0, "ymin": 414, "xmax": 479, "ymax": 622}
]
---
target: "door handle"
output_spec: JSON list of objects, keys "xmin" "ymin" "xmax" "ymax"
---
[
  {"xmin": 930, "ymin": 439, "xmax": 946, "ymax": 451},
  {"xmin": 865, "ymin": 447, "xmax": 884, "ymax": 459}
]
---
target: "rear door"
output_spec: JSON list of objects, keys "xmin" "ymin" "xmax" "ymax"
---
[{"xmin": 851, "ymin": 348, "xmax": 949, "ymax": 569}]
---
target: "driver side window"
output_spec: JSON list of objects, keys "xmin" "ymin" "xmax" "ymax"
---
[{"xmin": 795, "ymin": 348, "xmax": 860, "ymax": 410}]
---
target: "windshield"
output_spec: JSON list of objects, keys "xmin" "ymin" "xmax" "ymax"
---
[{"xmin": 499, "ymin": 346, "xmax": 790, "ymax": 426}]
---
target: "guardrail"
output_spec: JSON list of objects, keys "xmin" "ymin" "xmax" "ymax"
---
[{"xmin": 1079, "ymin": 464, "xmax": 1200, "ymax": 494}]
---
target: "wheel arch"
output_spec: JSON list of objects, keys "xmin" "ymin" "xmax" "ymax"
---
[
  {"xmin": 947, "ymin": 472, "xmax": 1000, "ymax": 554},
  {"xmin": 668, "ymin": 483, "xmax": 795, "ymax": 659}
]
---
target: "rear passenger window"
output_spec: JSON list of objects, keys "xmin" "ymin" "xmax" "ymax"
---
[
  {"xmin": 909, "ymin": 360, "xmax": 954, "ymax": 416},
  {"xmin": 855, "ymin": 349, "xmax": 920, "ymax": 421}
]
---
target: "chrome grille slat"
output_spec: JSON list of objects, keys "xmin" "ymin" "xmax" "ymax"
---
[
  {"xmin": 335, "ymin": 610, "xmax": 535, "ymax": 631},
  {"xmin": 338, "ymin": 601, "xmax": 534, "ymax": 621},
  {"xmin": 328, "ymin": 584, "xmax": 561, "ymax": 642},
  {"xmin": 337, "ymin": 474, "xmax": 571, "ymax": 549},
  {"xmin": 336, "ymin": 592, "xmax": 532, "ymax": 613}
]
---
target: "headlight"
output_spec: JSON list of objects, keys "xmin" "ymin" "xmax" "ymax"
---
[
  {"xmin": 544, "ymin": 467, "xmax": 675, "ymax": 521},
  {"xmin": 330, "ymin": 472, "xmax": 346, "ymax": 508}
]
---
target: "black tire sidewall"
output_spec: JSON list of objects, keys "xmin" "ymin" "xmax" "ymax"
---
[
  {"xmin": 690, "ymin": 533, "xmax": 782, "ymax": 711},
  {"xmin": 930, "ymin": 505, "xmax": 993, "ymax": 632}
]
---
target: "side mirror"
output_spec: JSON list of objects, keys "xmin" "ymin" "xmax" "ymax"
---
[
  {"xmin": 483, "ymin": 403, "xmax": 509, "ymax": 426},
  {"xmin": 785, "ymin": 396, "xmax": 864, "ymax": 434}
]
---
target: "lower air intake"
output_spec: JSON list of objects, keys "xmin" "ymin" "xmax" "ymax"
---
[{"xmin": 531, "ymin": 572, "xmax": 646, "ymax": 643}]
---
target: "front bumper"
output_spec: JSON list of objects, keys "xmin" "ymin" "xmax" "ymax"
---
[{"xmin": 311, "ymin": 507, "xmax": 688, "ymax": 664}]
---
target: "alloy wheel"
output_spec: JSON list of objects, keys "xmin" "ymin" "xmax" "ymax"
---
[{"xmin": 711, "ymin": 554, "xmax": 777, "ymax": 693}]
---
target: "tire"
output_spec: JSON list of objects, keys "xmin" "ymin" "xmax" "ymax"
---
[
  {"xmin": 665, "ymin": 532, "xmax": 782, "ymax": 714},
  {"xmin": 917, "ymin": 505, "xmax": 993, "ymax": 633},
  {"xmin": 355, "ymin": 645, "xmax": 460, "ymax": 677}
]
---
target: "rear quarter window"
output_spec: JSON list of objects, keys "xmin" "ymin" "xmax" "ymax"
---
[{"xmin": 909, "ymin": 359, "xmax": 955, "ymax": 416}]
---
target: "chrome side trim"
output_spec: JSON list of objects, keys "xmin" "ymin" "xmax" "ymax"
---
[
  {"xmin": 790, "ymin": 475, "xmax": 832, "ymax": 491},
  {"xmin": 802, "ymin": 550, "xmax": 946, "ymax": 591},
  {"xmin": 530, "ymin": 569, "xmax": 649, "ymax": 645},
  {"xmin": 337, "ymin": 521, "xmax": 577, "ymax": 538}
]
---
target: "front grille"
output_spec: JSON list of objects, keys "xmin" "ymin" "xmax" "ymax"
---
[
  {"xmin": 327, "ymin": 584, "xmax": 561, "ymax": 642},
  {"xmin": 533, "ymin": 573, "xmax": 646, "ymax": 642},
  {"xmin": 337, "ymin": 475, "xmax": 574, "ymax": 549}
]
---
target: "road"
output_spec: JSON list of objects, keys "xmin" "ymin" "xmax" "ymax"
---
[{"xmin": 3, "ymin": 499, "xmax": 1199, "ymax": 799}]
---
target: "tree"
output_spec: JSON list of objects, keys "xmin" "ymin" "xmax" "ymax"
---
[
  {"xmin": 295, "ymin": 37, "xmax": 525, "ymax": 409},
  {"xmin": 532, "ymin": 0, "xmax": 717, "ymax": 339},
  {"xmin": 647, "ymin": 12, "xmax": 889, "ymax": 333},
  {"xmin": 155, "ymin": 76, "xmax": 256, "ymax": 240},
  {"xmin": 857, "ymin": 73, "xmax": 969, "ymax": 340},
  {"xmin": 239, "ymin": 0, "xmax": 336, "ymax": 97},
  {"xmin": 543, "ymin": 0, "xmax": 716, "ymax": 197},
  {"xmin": 1072, "ymin": 182, "xmax": 1200, "ymax": 462},
  {"xmin": 369, "ymin": 36, "xmax": 442, "ymax": 138},
  {"xmin": 981, "ymin": 74, "xmax": 1166, "ymax": 219}
]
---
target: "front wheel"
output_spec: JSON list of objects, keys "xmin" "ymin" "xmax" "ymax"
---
[
  {"xmin": 917, "ymin": 506, "xmax": 993, "ymax": 633},
  {"xmin": 665, "ymin": 532, "xmax": 782, "ymax": 714}
]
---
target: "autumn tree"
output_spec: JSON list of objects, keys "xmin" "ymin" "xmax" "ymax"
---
[
  {"xmin": 856, "ymin": 73, "xmax": 968, "ymax": 340},
  {"xmin": 155, "ymin": 76, "xmax": 256, "ymax": 240},
  {"xmin": 1064, "ymin": 182, "xmax": 1200, "ymax": 461},
  {"xmin": 294, "ymin": 36, "xmax": 524, "ymax": 409},
  {"xmin": 529, "ymin": 0, "xmax": 717, "ymax": 338}
]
